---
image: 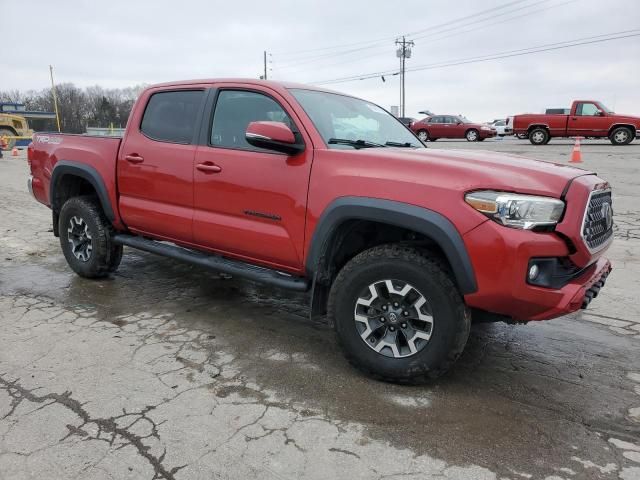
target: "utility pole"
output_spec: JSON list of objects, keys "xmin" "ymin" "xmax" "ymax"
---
[
  {"xmin": 49, "ymin": 65, "xmax": 61, "ymax": 132},
  {"xmin": 395, "ymin": 37, "xmax": 414, "ymax": 117}
]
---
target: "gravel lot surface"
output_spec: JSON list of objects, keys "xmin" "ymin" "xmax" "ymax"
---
[{"xmin": 1, "ymin": 138, "xmax": 639, "ymax": 479}]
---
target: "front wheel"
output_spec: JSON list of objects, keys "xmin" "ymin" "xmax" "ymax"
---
[
  {"xmin": 59, "ymin": 196, "xmax": 123, "ymax": 278},
  {"xmin": 610, "ymin": 127, "xmax": 633, "ymax": 145},
  {"xmin": 328, "ymin": 245, "xmax": 471, "ymax": 384},
  {"xmin": 416, "ymin": 130, "xmax": 429, "ymax": 142},
  {"xmin": 465, "ymin": 129, "xmax": 479, "ymax": 142}
]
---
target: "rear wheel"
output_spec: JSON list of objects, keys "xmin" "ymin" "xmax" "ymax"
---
[
  {"xmin": 529, "ymin": 127, "xmax": 549, "ymax": 145},
  {"xmin": 59, "ymin": 196, "xmax": 123, "ymax": 278},
  {"xmin": 328, "ymin": 245, "xmax": 471, "ymax": 384},
  {"xmin": 610, "ymin": 127, "xmax": 633, "ymax": 145},
  {"xmin": 416, "ymin": 130, "xmax": 429, "ymax": 142},
  {"xmin": 465, "ymin": 129, "xmax": 479, "ymax": 142}
]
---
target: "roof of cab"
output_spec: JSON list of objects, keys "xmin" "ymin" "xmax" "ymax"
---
[{"xmin": 147, "ymin": 78, "xmax": 336, "ymax": 94}]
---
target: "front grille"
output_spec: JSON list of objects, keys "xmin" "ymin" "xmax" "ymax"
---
[{"xmin": 582, "ymin": 189, "xmax": 613, "ymax": 251}]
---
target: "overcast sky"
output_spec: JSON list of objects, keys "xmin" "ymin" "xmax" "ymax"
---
[{"xmin": 3, "ymin": 0, "xmax": 639, "ymax": 121}]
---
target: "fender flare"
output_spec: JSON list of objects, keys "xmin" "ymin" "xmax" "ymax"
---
[
  {"xmin": 607, "ymin": 123, "xmax": 636, "ymax": 136},
  {"xmin": 305, "ymin": 197, "xmax": 477, "ymax": 294},
  {"xmin": 50, "ymin": 160, "xmax": 115, "ymax": 221}
]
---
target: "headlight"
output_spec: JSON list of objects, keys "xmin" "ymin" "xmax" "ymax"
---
[
  {"xmin": 465, "ymin": 190, "xmax": 565, "ymax": 229},
  {"xmin": 481, "ymin": 126, "xmax": 491, "ymax": 131}
]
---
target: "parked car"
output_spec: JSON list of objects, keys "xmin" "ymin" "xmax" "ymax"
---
[
  {"xmin": 397, "ymin": 116, "xmax": 416, "ymax": 128},
  {"xmin": 28, "ymin": 79, "xmax": 613, "ymax": 383},
  {"xmin": 488, "ymin": 119, "xmax": 508, "ymax": 136},
  {"xmin": 411, "ymin": 115, "xmax": 497, "ymax": 142},
  {"xmin": 511, "ymin": 100, "xmax": 640, "ymax": 145}
]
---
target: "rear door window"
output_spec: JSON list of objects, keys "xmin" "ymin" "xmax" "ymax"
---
[{"xmin": 140, "ymin": 90, "xmax": 204, "ymax": 143}]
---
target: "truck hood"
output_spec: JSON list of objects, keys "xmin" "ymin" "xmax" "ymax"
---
[
  {"xmin": 356, "ymin": 147, "xmax": 593, "ymax": 197},
  {"xmin": 610, "ymin": 114, "xmax": 640, "ymax": 124}
]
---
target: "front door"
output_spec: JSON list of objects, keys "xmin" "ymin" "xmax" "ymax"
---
[
  {"xmin": 118, "ymin": 88, "xmax": 206, "ymax": 242},
  {"xmin": 447, "ymin": 116, "xmax": 466, "ymax": 138},
  {"xmin": 192, "ymin": 87, "xmax": 313, "ymax": 272},
  {"xmin": 567, "ymin": 102, "xmax": 610, "ymax": 137}
]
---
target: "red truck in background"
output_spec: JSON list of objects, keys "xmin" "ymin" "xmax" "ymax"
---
[
  {"xmin": 28, "ymin": 79, "xmax": 613, "ymax": 383},
  {"xmin": 508, "ymin": 100, "xmax": 640, "ymax": 145}
]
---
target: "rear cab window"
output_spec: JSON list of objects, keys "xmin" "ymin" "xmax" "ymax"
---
[{"xmin": 140, "ymin": 90, "xmax": 204, "ymax": 143}]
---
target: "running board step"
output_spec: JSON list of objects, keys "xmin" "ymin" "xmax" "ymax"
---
[{"xmin": 112, "ymin": 234, "xmax": 309, "ymax": 292}]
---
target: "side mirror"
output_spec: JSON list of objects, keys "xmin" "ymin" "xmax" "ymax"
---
[
  {"xmin": 245, "ymin": 121, "xmax": 305, "ymax": 155},
  {"xmin": 457, "ymin": 121, "xmax": 462, "ymax": 125},
  {"xmin": 596, "ymin": 110, "xmax": 604, "ymax": 116}
]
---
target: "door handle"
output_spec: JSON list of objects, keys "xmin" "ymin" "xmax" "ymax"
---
[
  {"xmin": 125, "ymin": 154, "xmax": 144, "ymax": 164},
  {"xmin": 196, "ymin": 162, "xmax": 222, "ymax": 173}
]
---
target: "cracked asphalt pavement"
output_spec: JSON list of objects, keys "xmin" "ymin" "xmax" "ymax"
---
[{"xmin": 1, "ymin": 139, "xmax": 639, "ymax": 479}]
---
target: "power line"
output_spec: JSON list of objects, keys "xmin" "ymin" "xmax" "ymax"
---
[
  {"xmin": 313, "ymin": 30, "xmax": 640, "ymax": 85},
  {"xmin": 273, "ymin": 0, "xmax": 530, "ymax": 59},
  {"xmin": 275, "ymin": 0, "xmax": 577, "ymax": 76},
  {"xmin": 273, "ymin": 0, "xmax": 538, "ymax": 68}
]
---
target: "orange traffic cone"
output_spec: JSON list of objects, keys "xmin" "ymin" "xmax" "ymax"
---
[
  {"xmin": 570, "ymin": 137, "xmax": 583, "ymax": 163},
  {"xmin": 11, "ymin": 147, "xmax": 19, "ymax": 157}
]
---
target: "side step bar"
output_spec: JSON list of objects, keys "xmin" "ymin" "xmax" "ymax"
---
[{"xmin": 112, "ymin": 234, "xmax": 310, "ymax": 292}]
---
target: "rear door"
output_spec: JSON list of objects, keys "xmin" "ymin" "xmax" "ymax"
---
[
  {"xmin": 191, "ymin": 86, "xmax": 314, "ymax": 271},
  {"xmin": 567, "ymin": 102, "xmax": 610, "ymax": 137},
  {"xmin": 117, "ymin": 88, "xmax": 206, "ymax": 242}
]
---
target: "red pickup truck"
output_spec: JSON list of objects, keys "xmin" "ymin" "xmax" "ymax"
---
[
  {"xmin": 509, "ymin": 100, "xmax": 640, "ymax": 145},
  {"xmin": 28, "ymin": 79, "xmax": 613, "ymax": 383}
]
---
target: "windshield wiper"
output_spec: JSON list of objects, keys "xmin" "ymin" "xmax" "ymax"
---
[
  {"xmin": 328, "ymin": 138, "xmax": 387, "ymax": 149},
  {"xmin": 384, "ymin": 141, "xmax": 416, "ymax": 148}
]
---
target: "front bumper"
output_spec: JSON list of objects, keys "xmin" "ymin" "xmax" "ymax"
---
[
  {"xmin": 463, "ymin": 220, "xmax": 612, "ymax": 321},
  {"xmin": 462, "ymin": 175, "xmax": 613, "ymax": 321},
  {"xmin": 480, "ymin": 129, "xmax": 497, "ymax": 138}
]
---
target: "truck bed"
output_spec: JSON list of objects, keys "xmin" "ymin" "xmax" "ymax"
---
[
  {"xmin": 29, "ymin": 133, "xmax": 121, "ymax": 218},
  {"xmin": 511, "ymin": 114, "xmax": 569, "ymax": 136}
]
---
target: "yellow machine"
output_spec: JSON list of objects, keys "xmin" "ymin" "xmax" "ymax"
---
[{"xmin": 0, "ymin": 113, "xmax": 33, "ymax": 150}]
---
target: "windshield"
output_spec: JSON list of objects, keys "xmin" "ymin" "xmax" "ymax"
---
[
  {"xmin": 597, "ymin": 102, "xmax": 614, "ymax": 113},
  {"xmin": 289, "ymin": 89, "xmax": 423, "ymax": 149}
]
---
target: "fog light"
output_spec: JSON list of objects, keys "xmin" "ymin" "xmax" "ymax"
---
[{"xmin": 528, "ymin": 264, "xmax": 539, "ymax": 281}]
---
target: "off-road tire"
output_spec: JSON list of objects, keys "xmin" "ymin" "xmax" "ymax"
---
[
  {"xmin": 609, "ymin": 126, "xmax": 633, "ymax": 146},
  {"xmin": 59, "ymin": 196, "xmax": 123, "ymax": 278},
  {"xmin": 529, "ymin": 127, "xmax": 549, "ymax": 145},
  {"xmin": 328, "ymin": 244, "xmax": 471, "ymax": 384}
]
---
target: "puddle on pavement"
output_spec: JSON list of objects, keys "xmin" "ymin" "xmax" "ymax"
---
[{"xmin": 1, "ymin": 252, "xmax": 638, "ymax": 477}]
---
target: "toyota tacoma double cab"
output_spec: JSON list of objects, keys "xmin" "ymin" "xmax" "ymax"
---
[
  {"xmin": 28, "ymin": 79, "xmax": 613, "ymax": 383},
  {"xmin": 509, "ymin": 100, "xmax": 639, "ymax": 145}
]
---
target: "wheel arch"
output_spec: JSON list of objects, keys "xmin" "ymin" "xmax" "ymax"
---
[
  {"xmin": 527, "ymin": 123, "xmax": 550, "ymax": 133},
  {"xmin": 50, "ymin": 161, "xmax": 115, "ymax": 223},
  {"xmin": 607, "ymin": 123, "xmax": 635, "ymax": 137},
  {"xmin": 306, "ymin": 197, "xmax": 478, "ymax": 316}
]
